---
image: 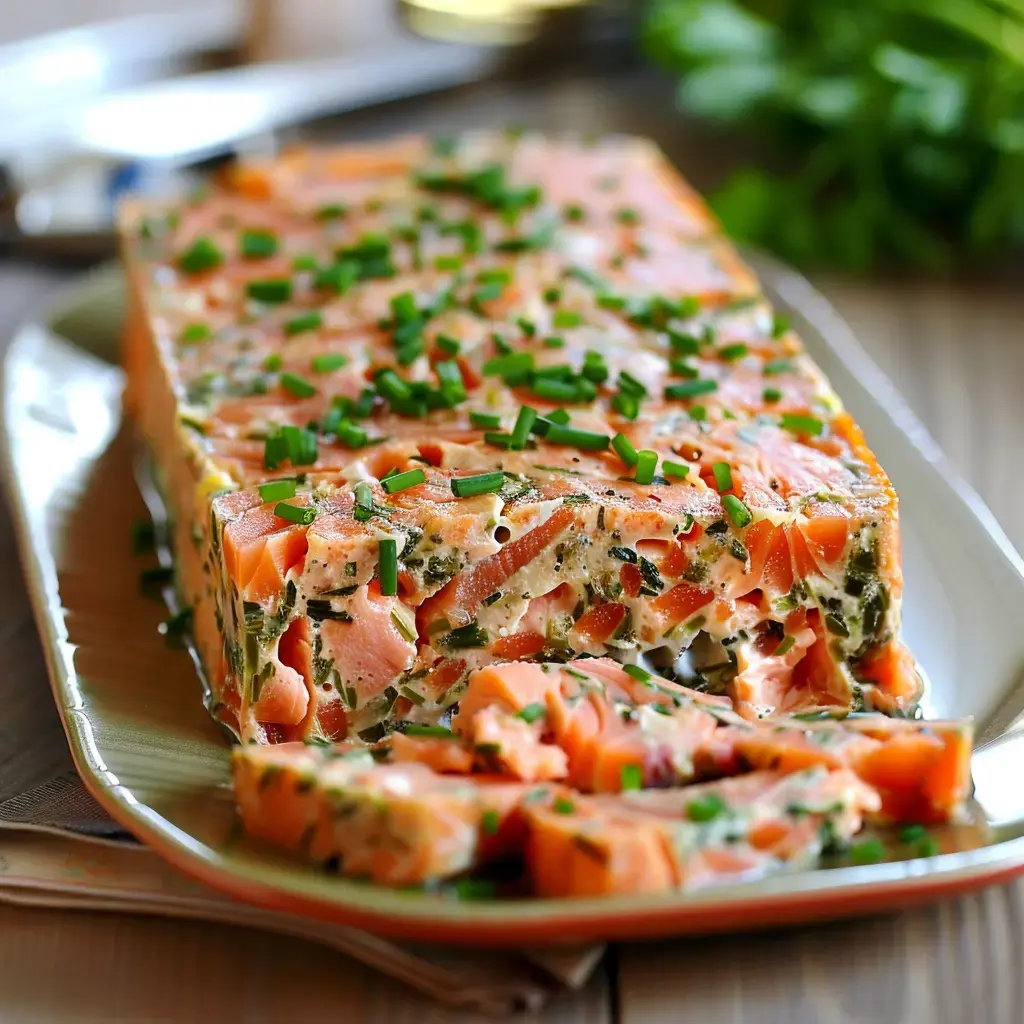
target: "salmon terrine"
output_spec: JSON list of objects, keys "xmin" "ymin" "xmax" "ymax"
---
[{"xmin": 119, "ymin": 132, "xmax": 972, "ymax": 897}]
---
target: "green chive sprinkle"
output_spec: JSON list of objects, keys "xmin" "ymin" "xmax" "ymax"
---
[
  {"xmin": 564, "ymin": 204, "xmax": 585, "ymax": 222},
  {"xmin": 612, "ymin": 391, "xmax": 640, "ymax": 420},
  {"xmin": 544, "ymin": 424, "xmax": 610, "ymax": 451},
  {"xmin": 470, "ymin": 411, "xmax": 502, "ymax": 429},
  {"xmin": 179, "ymin": 323, "xmax": 211, "ymax": 345},
  {"xmin": 316, "ymin": 203, "xmax": 348, "ymax": 220},
  {"xmin": 274, "ymin": 502, "xmax": 316, "ymax": 525},
  {"xmin": 547, "ymin": 408, "xmax": 571, "ymax": 425},
  {"xmin": 263, "ymin": 353, "xmax": 283, "ymax": 372},
  {"xmin": 375, "ymin": 369, "xmax": 412, "ymax": 403},
  {"xmin": 899, "ymin": 825, "xmax": 926, "ymax": 843},
  {"xmin": 612, "ymin": 433, "xmax": 639, "ymax": 467},
  {"xmin": 553, "ymin": 309, "xmax": 583, "ymax": 329},
  {"xmin": 780, "ymin": 413, "xmax": 824, "ymax": 436},
  {"xmin": 512, "ymin": 406, "xmax": 538, "ymax": 447},
  {"xmin": 258, "ymin": 479, "xmax": 297, "ymax": 503},
  {"xmin": 719, "ymin": 343, "xmax": 748, "ymax": 361},
  {"xmin": 451, "ymin": 472, "xmax": 505, "ymax": 498},
  {"xmin": 483, "ymin": 352, "xmax": 533, "ymax": 378},
  {"xmin": 764, "ymin": 358, "xmax": 794, "ymax": 376},
  {"xmin": 669, "ymin": 331, "xmax": 700, "ymax": 355},
  {"xmin": 434, "ymin": 254, "xmax": 463, "ymax": 272},
  {"xmin": 665, "ymin": 379, "xmax": 718, "ymax": 400},
  {"xmin": 532, "ymin": 378, "xmax": 578, "ymax": 402},
  {"xmin": 247, "ymin": 278, "xmax": 293, "ymax": 304},
  {"xmin": 620, "ymin": 764, "xmax": 643, "ymax": 792},
  {"xmin": 686, "ymin": 793, "xmax": 726, "ymax": 822},
  {"xmin": 663, "ymin": 461, "xmax": 690, "ymax": 479},
  {"xmin": 771, "ymin": 313, "xmax": 789, "ymax": 339},
  {"xmin": 617, "ymin": 371, "xmax": 647, "ymax": 397},
  {"xmin": 712, "ymin": 461, "xmax": 733, "ymax": 493},
  {"xmin": 285, "ymin": 311, "xmax": 323, "ymax": 336},
  {"xmin": 849, "ymin": 837, "xmax": 885, "ymax": 865},
  {"xmin": 239, "ymin": 229, "xmax": 278, "ymax": 259},
  {"xmin": 178, "ymin": 236, "xmax": 223, "ymax": 274},
  {"xmin": 914, "ymin": 836, "xmax": 940, "ymax": 857},
  {"xmin": 311, "ymin": 352, "xmax": 346, "ymax": 373},
  {"xmin": 763, "ymin": 387, "xmax": 783, "ymax": 403},
  {"xmin": 543, "ymin": 335, "xmax": 565, "ymax": 349},
  {"xmin": 436, "ymin": 333, "xmax": 460, "ymax": 356},
  {"xmin": 314, "ymin": 260, "xmax": 360, "ymax": 294},
  {"xmin": 623, "ymin": 664, "xmax": 652, "ymax": 683},
  {"xmin": 354, "ymin": 481, "xmax": 374, "ymax": 521},
  {"xmin": 379, "ymin": 538, "xmax": 398, "ymax": 596},
  {"xmin": 481, "ymin": 810, "xmax": 501, "ymax": 836},
  {"xmin": 722, "ymin": 494, "xmax": 752, "ymax": 528},
  {"xmin": 280, "ymin": 372, "xmax": 316, "ymax": 399},
  {"xmin": 553, "ymin": 797, "xmax": 575, "ymax": 815},
  {"xmin": 615, "ymin": 207, "xmax": 641, "ymax": 225},
  {"xmin": 689, "ymin": 405, "xmax": 708, "ymax": 422},
  {"xmin": 381, "ymin": 468, "xmax": 425, "ymax": 494},
  {"xmin": 517, "ymin": 703, "xmax": 546, "ymax": 724},
  {"xmin": 292, "ymin": 254, "xmax": 319, "ymax": 271},
  {"xmin": 634, "ymin": 450, "xmax": 658, "ymax": 485}
]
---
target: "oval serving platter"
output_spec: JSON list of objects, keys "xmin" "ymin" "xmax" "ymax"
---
[{"xmin": 4, "ymin": 255, "xmax": 1024, "ymax": 946}]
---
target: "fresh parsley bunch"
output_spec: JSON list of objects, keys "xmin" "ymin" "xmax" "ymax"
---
[{"xmin": 642, "ymin": 0, "xmax": 1024, "ymax": 271}]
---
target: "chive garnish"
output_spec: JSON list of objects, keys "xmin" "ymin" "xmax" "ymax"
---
[
  {"xmin": 780, "ymin": 413, "xmax": 824, "ymax": 436},
  {"xmin": 436, "ymin": 333, "xmax": 460, "ymax": 356},
  {"xmin": 280, "ymin": 372, "xmax": 316, "ymax": 398},
  {"xmin": 274, "ymin": 502, "xmax": 317, "ymax": 525},
  {"xmin": 436, "ymin": 360, "xmax": 467, "ymax": 406},
  {"xmin": 665, "ymin": 379, "xmax": 718, "ymax": 400},
  {"xmin": 381, "ymin": 469, "xmax": 426, "ymax": 494},
  {"xmin": 712, "ymin": 461, "xmax": 733, "ymax": 492},
  {"xmin": 314, "ymin": 260, "xmax": 360, "ymax": 294},
  {"xmin": 763, "ymin": 387, "xmax": 783, "ymax": 403},
  {"xmin": 634, "ymin": 450, "xmax": 658, "ymax": 485},
  {"xmin": 178, "ymin": 236, "xmax": 223, "ymax": 274},
  {"xmin": 440, "ymin": 622, "xmax": 490, "ymax": 648},
  {"xmin": 615, "ymin": 207, "xmax": 641, "ymax": 225},
  {"xmin": 547, "ymin": 408, "xmax": 571, "ymax": 425},
  {"xmin": 620, "ymin": 764, "xmax": 643, "ymax": 792},
  {"xmin": 378, "ymin": 538, "xmax": 398, "ymax": 596},
  {"xmin": 553, "ymin": 309, "xmax": 583, "ymax": 329},
  {"xmin": 663, "ymin": 461, "xmax": 690, "ymax": 479},
  {"xmin": 451, "ymin": 472, "xmax": 505, "ymax": 498},
  {"xmin": 849, "ymin": 837, "xmax": 885, "ymax": 865},
  {"xmin": 292, "ymin": 253, "xmax": 319, "ymax": 271},
  {"xmin": 722, "ymin": 494, "xmax": 753, "ymax": 528},
  {"xmin": 771, "ymin": 313, "xmax": 789, "ymax": 339},
  {"xmin": 481, "ymin": 810, "xmax": 501, "ymax": 835},
  {"xmin": 316, "ymin": 203, "xmax": 349, "ymax": 220},
  {"xmin": 617, "ymin": 371, "xmax": 647, "ymax": 397},
  {"xmin": 612, "ymin": 433, "xmax": 639, "ymax": 467},
  {"xmin": 763, "ymin": 358, "xmax": 794, "ymax": 375},
  {"xmin": 469, "ymin": 411, "xmax": 502, "ymax": 429},
  {"xmin": 264, "ymin": 353, "xmax": 283, "ymax": 372},
  {"xmin": 483, "ymin": 352, "xmax": 533, "ymax": 379},
  {"xmin": 689, "ymin": 405, "xmax": 707, "ymax": 421},
  {"xmin": 247, "ymin": 278, "xmax": 293, "ymax": 304},
  {"xmin": 375, "ymin": 369, "xmax": 412, "ymax": 403},
  {"xmin": 258, "ymin": 479, "xmax": 297, "ymax": 502},
  {"xmin": 511, "ymin": 406, "xmax": 538, "ymax": 448},
  {"xmin": 354, "ymin": 481, "xmax": 374, "ymax": 521},
  {"xmin": 179, "ymin": 323, "xmax": 211, "ymax": 345},
  {"xmin": 285, "ymin": 311, "xmax": 323, "ymax": 336},
  {"xmin": 543, "ymin": 336, "xmax": 565, "ymax": 349},
  {"xmin": 517, "ymin": 703, "xmax": 546, "ymax": 724},
  {"xmin": 544, "ymin": 424, "xmax": 610, "ymax": 451},
  {"xmin": 239, "ymin": 229, "xmax": 278, "ymax": 259},
  {"xmin": 553, "ymin": 797, "xmax": 575, "ymax": 815},
  {"xmin": 311, "ymin": 352, "xmax": 347, "ymax": 373},
  {"xmin": 686, "ymin": 793, "xmax": 726, "ymax": 822},
  {"xmin": 612, "ymin": 391, "xmax": 640, "ymax": 420}
]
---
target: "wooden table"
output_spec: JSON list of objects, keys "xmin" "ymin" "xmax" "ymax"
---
[{"xmin": 1, "ymin": 71, "xmax": 1022, "ymax": 1023}]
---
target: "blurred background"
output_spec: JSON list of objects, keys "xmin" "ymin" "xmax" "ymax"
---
[{"xmin": 3, "ymin": 0, "xmax": 1021, "ymax": 273}]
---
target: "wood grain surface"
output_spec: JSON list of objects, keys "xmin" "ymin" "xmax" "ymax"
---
[{"xmin": 0, "ymin": 70, "xmax": 1021, "ymax": 1022}]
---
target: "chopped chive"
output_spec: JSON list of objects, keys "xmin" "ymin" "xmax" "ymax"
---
[
  {"xmin": 780, "ymin": 413, "xmax": 824, "ymax": 436},
  {"xmin": 668, "ymin": 330, "xmax": 700, "ymax": 355},
  {"xmin": 258, "ymin": 479, "xmax": 297, "ymax": 502},
  {"xmin": 178, "ymin": 236, "xmax": 223, "ymax": 274},
  {"xmin": 285, "ymin": 311, "xmax": 323, "ymax": 336},
  {"xmin": 481, "ymin": 810, "xmax": 501, "ymax": 836},
  {"xmin": 381, "ymin": 469, "xmax": 426, "ymax": 494},
  {"xmin": 665, "ymin": 379, "xmax": 718, "ymax": 400},
  {"xmin": 712, "ymin": 461, "xmax": 733, "ymax": 493},
  {"xmin": 612, "ymin": 432, "xmax": 639, "ymax": 467},
  {"xmin": 764, "ymin": 358, "xmax": 794, "ymax": 375},
  {"xmin": 292, "ymin": 253, "xmax": 319, "ymax": 272},
  {"xmin": 899, "ymin": 824, "xmax": 926, "ymax": 843},
  {"xmin": 532, "ymin": 378, "xmax": 578, "ymax": 402},
  {"xmin": 612, "ymin": 391, "xmax": 640, "ymax": 420},
  {"xmin": 580, "ymin": 350, "xmax": 609, "ymax": 384},
  {"xmin": 771, "ymin": 313, "xmax": 789, "ymax": 338},
  {"xmin": 689, "ymin": 405, "xmax": 707, "ymax": 422},
  {"xmin": 263, "ymin": 434, "xmax": 289, "ymax": 470},
  {"xmin": 617, "ymin": 371, "xmax": 647, "ymax": 397},
  {"xmin": 354, "ymin": 481, "xmax": 374, "ymax": 521},
  {"xmin": 404, "ymin": 723, "xmax": 454, "ymax": 739},
  {"xmin": 620, "ymin": 764, "xmax": 643, "ymax": 792},
  {"xmin": 634, "ymin": 450, "xmax": 658, "ymax": 485},
  {"xmin": 274, "ymin": 502, "xmax": 316, "ymax": 525},
  {"xmin": 774, "ymin": 635, "xmax": 796, "ymax": 657},
  {"xmin": 179, "ymin": 322, "xmax": 211, "ymax": 345},
  {"xmin": 239, "ymin": 229, "xmax": 278, "ymax": 259},
  {"xmin": 476, "ymin": 266, "xmax": 513, "ymax": 285},
  {"xmin": 543, "ymin": 336, "xmax": 566, "ymax": 349},
  {"xmin": 511, "ymin": 406, "xmax": 538, "ymax": 447},
  {"xmin": 622, "ymin": 664, "xmax": 652, "ymax": 683},
  {"xmin": 553, "ymin": 309, "xmax": 583, "ymax": 329},
  {"xmin": 686, "ymin": 793, "xmax": 726, "ymax": 822},
  {"xmin": 311, "ymin": 352, "xmax": 346, "ymax": 373},
  {"xmin": 614, "ymin": 207, "xmax": 641, "ymax": 225},
  {"xmin": 553, "ymin": 797, "xmax": 575, "ymax": 815},
  {"xmin": 375, "ymin": 369, "xmax": 412, "ymax": 403},
  {"xmin": 544, "ymin": 424, "xmax": 610, "ymax": 451},
  {"xmin": 516, "ymin": 316, "xmax": 536, "ymax": 337},
  {"xmin": 264, "ymin": 353, "xmax": 283, "ymax": 372},
  {"xmin": 719, "ymin": 343, "xmax": 748, "ymax": 362},
  {"xmin": 314, "ymin": 260, "xmax": 360, "ymax": 294},
  {"xmin": 914, "ymin": 836, "xmax": 940, "ymax": 857},
  {"xmin": 470, "ymin": 411, "xmax": 502, "ymax": 429},
  {"xmin": 662, "ymin": 460, "xmax": 690, "ymax": 479},
  {"xmin": 378, "ymin": 538, "xmax": 398, "ymax": 596},
  {"xmin": 316, "ymin": 202, "xmax": 349, "ymax": 220},
  {"xmin": 247, "ymin": 278, "xmax": 293, "ymax": 304},
  {"xmin": 849, "ymin": 837, "xmax": 885, "ymax": 865},
  {"xmin": 451, "ymin": 472, "xmax": 505, "ymax": 498},
  {"xmin": 483, "ymin": 352, "xmax": 534, "ymax": 378},
  {"xmin": 543, "ymin": 287, "xmax": 562, "ymax": 304},
  {"xmin": 669, "ymin": 358, "xmax": 699, "ymax": 379},
  {"xmin": 440, "ymin": 622, "xmax": 490, "ymax": 648},
  {"xmin": 722, "ymin": 494, "xmax": 752, "ymax": 528},
  {"xmin": 762, "ymin": 386, "xmax": 783, "ymax": 403},
  {"xmin": 280, "ymin": 372, "xmax": 316, "ymax": 398},
  {"xmin": 547, "ymin": 408, "xmax": 571, "ymax": 425},
  {"xmin": 564, "ymin": 203, "xmax": 585, "ymax": 222},
  {"xmin": 435, "ymin": 333, "xmax": 460, "ymax": 356},
  {"xmin": 453, "ymin": 878, "xmax": 496, "ymax": 901},
  {"xmin": 517, "ymin": 703, "xmax": 546, "ymax": 724}
]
